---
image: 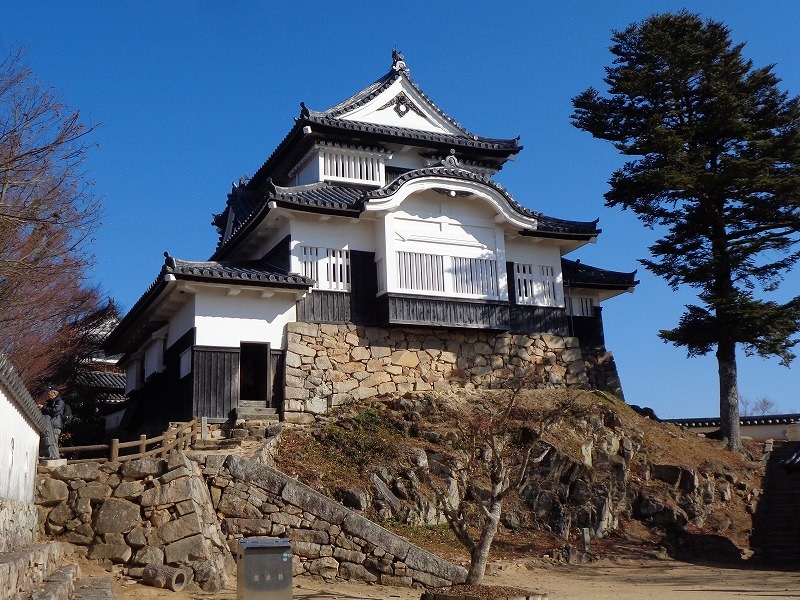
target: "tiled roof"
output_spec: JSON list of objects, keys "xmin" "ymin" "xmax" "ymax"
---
[
  {"xmin": 75, "ymin": 370, "xmax": 125, "ymax": 390},
  {"xmin": 302, "ymin": 114, "xmax": 520, "ymax": 152},
  {"xmin": 165, "ymin": 256, "xmax": 313, "ymax": 287},
  {"xmin": 243, "ymin": 52, "xmax": 521, "ymax": 193},
  {"xmin": 562, "ymin": 258, "xmax": 638, "ymax": 288},
  {"xmin": 268, "ymin": 181, "xmax": 365, "ymax": 211},
  {"xmin": 366, "ymin": 165, "xmax": 599, "ymax": 236},
  {"xmin": 96, "ymin": 392, "xmax": 128, "ymax": 405},
  {"xmin": 315, "ymin": 50, "xmax": 519, "ymax": 150},
  {"xmin": 106, "ymin": 255, "xmax": 312, "ymax": 354},
  {"xmin": 228, "ymin": 187, "xmax": 263, "ymax": 223},
  {"xmin": 0, "ymin": 353, "xmax": 48, "ymax": 432},
  {"xmin": 215, "ymin": 165, "xmax": 602, "ymax": 260},
  {"xmin": 666, "ymin": 414, "xmax": 800, "ymax": 428}
]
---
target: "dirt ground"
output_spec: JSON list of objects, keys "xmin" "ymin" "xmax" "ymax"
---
[{"xmin": 86, "ymin": 557, "xmax": 800, "ymax": 599}]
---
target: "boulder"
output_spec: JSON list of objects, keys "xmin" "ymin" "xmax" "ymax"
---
[
  {"xmin": 52, "ymin": 462, "xmax": 102, "ymax": 482},
  {"xmin": 94, "ymin": 498, "xmax": 142, "ymax": 534},
  {"xmin": 307, "ymin": 556, "xmax": 339, "ymax": 578},
  {"xmin": 164, "ymin": 534, "xmax": 211, "ymax": 564},
  {"xmin": 132, "ymin": 545, "xmax": 165, "ymax": 566},
  {"xmin": 158, "ymin": 513, "xmax": 203, "ymax": 543},
  {"xmin": 89, "ymin": 543, "xmax": 132, "ymax": 563},
  {"xmin": 36, "ymin": 477, "xmax": 69, "ymax": 505},
  {"xmin": 121, "ymin": 458, "xmax": 165, "ymax": 479}
]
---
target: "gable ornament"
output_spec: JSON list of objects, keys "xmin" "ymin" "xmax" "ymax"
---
[{"xmin": 377, "ymin": 91, "xmax": 426, "ymax": 119}]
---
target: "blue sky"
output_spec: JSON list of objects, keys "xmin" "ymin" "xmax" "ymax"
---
[{"xmin": 4, "ymin": 2, "xmax": 799, "ymax": 419}]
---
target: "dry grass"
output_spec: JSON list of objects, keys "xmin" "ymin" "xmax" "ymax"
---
[{"xmin": 273, "ymin": 388, "xmax": 763, "ymax": 560}]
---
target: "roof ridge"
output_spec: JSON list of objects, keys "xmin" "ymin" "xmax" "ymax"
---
[{"xmin": 308, "ymin": 50, "xmax": 504, "ymax": 143}]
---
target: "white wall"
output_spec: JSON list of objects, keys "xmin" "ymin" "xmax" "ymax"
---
[
  {"xmin": 168, "ymin": 295, "xmax": 196, "ymax": 348},
  {"xmin": 505, "ymin": 236, "xmax": 563, "ymax": 267},
  {"xmin": 288, "ymin": 213, "xmax": 377, "ymax": 275},
  {"xmin": 193, "ymin": 288, "xmax": 298, "ymax": 349},
  {"xmin": 0, "ymin": 387, "xmax": 40, "ymax": 504}
]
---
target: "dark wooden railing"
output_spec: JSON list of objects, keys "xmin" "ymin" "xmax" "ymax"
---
[{"xmin": 59, "ymin": 419, "xmax": 198, "ymax": 464}]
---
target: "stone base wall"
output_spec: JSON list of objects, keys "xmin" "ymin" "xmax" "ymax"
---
[
  {"xmin": 284, "ymin": 323, "xmax": 625, "ymax": 422},
  {"xmin": 0, "ymin": 498, "xmax": 37, "ymax": 552},
  {"xmin": 205, "ymin": 454, "xmax": 467, "ymax": 588},
  {"xmin": 34, "ymin": 452, "xmax": 468, "ymax": 589},
  {"xmin": 35, "ymin": 451, "xmax": 233, "ymax": 591}
]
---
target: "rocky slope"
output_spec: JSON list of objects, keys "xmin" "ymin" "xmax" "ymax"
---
[{"xmin": 274, "ymin": 388, "xmax": 764, "ymax": 564}]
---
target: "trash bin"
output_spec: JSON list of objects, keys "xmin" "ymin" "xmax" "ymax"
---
[{"xmin": 237, "ymin": 537, "xmax": 292, "ymax": 600}]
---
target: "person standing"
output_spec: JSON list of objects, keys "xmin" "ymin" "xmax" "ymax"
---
[{"xmin": 40, "ymin": 386, "xmax": 65, "ymax": 459}]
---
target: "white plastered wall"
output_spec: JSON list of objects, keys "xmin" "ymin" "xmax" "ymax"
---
[
  {"xmin": 0, "ymin": 388, "xmax": 39, "ymax": 503},
  {"xmin": 505, "ymin": 237, "xmax": 565, "ymax": 307},
  {"xmin": 193, "ymin": 287, "xmax": 298, "ymax": 349},
  {"xmin": 288, "ymin": 213, "xmax": 378, "ymax": 275}
]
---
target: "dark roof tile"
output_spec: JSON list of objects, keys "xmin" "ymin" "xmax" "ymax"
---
[
  {"xmin": 75, "ymin": 370, "xmax": 126, "ymax": 390},
  {"xmin": 166, "ymin": 257, "xmax": 313, "ymax": 286},
  {"xmin": 0, "ymin": 353, "xmax": 48, "ymax": 432},
  {"xmin": 562, "ymin": 258, "xmax": 638, "ymax": 288}
]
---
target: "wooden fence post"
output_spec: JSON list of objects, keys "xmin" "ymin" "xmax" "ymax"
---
[
  {"xmin": 110, "ymin": 439, "xmax": 119, "ymax": 462},
  {"xmin": 139, "ymin": 434, "xmax": 147, "ymax": 457}
]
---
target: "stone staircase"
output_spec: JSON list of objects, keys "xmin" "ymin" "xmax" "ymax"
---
[
  {"xmin": 753, "ymin": 441, "xmax": 800, "ymax": 562},
  {"xmin": 0, "ymin": 541, "xmax": 116, "ymax": 600},
  {"xmin": 234, "ymin": 400, "xmax": 279, "ymax": 421}
]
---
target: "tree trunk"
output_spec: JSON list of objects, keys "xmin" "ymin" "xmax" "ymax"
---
[
  {"xmin": 717, "ymin": 340, "xmax": 741, "ymax": 452},
  {"xmin": 466, "ymin": 501, "xmax": 502, "ymax": 585}
]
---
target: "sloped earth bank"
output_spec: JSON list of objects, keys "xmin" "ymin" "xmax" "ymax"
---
[
  {"xmin": 275, "ymin": 388, "xmax": 763, "ymax": 563},
  {"xmin": 84, "ymin": 389, "xmax": 791, "ymax": 598}
]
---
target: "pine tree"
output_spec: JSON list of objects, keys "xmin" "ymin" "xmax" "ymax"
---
[{"xmin": 572, "ymin": 11, "xmax": 800, "ymax": 451}]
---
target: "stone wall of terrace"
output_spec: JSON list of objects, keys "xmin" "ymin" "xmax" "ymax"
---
[
  {"xmin": 283, "ymin": 323, "xmax": 624, "ymax": 423},
  {"xmin": 0, "ymin": 498, "xmax": 37, "ymax": 553}
]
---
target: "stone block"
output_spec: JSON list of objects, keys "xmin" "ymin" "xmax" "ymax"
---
[
  {"xmin": 36, "ymin": 476, "xmax": 69, "ymax": 505},
  {"xmin": 351, "ymin": 386, "xmax": 378, "ymax": 401},
  {"xmin": 289, "ymin": 322, "xmax": 319, "ymax": 337},
  {"xmin": 285, "ymin": 352, "xmax": 302, "ymax": 368},
  {"xmin": 47, "ymin": 501, "xmax": 73, "ymax": 527},
  {"xmin": 291, "ymin": 529, "xmax": 330, "ymax": 544},
  {"xmin": 307, "ymin": 556, "xmax": 339, "ymax": 578},
  {"xmin": 89, "ymin": 543, "xmax": 132, "ymax": 563},
  {"xmin": 77, "ymin": 482, "xmax": 112, "ymax": 501},
  {"xmin": 224, "ymin": 455, "xmax": 287, "ymax": 496},
  {"xmin": 221, "ymin": 518, "xmax": 272, "ymax": 536},
  {"xmin": 94, "ymin": 497, "xmax": 142, "ymax": 534},
  {"xmin": 350, "ymin": 346, "xmax": 371, "ymax": 361},
  {"xmin": 282, "ymin": 479, "xmax": 349, "ymax": 525},
  {"xmin": 289, "ymin": 339, "xmax": 318, "ymax": 358},
  {"xmin": 409, "ymin": 568, "xmax": 452, "ymax": 588},
  {"xmin": 132, "ymin": 545, "xmax": 165, "ymax": 566},
  {"xmin": 159, "ymin": 512, "xmax": 203, "ymax": 543},
  {"xmin": 405, "ymin": 545, "xmax": 467, "ymax": 583},
  {"xmin": 121, "ymin": 458, "xmax": 165, "ymax": 479},
  {"xmin": 333, "ymin": 547, "xmax": 367, "ymax": 564},
  {"xmin": 391, "ymin": 350, "xmax": 420, "ymax": 368},
  {"xmin": 342, "ymin": 513, "xmax": 409, "ymax": 559},
  {"xmin": 307, "ymin": 396, "xmax": 328, "ymax": 414},
  {"xmin": 164, "ymin": 533, "xmax": 210, "ymax": 564},
  {"xmin": 283, "ymin": 412, "xmax": 316, "ymax": 424},
  {"xmin": 379, "ymin": 574, "xmax": 414, "ymax": 587},
  {"xmin": 371, "ymin": 346, "xmax": 391, "ymax": 359},
  {"xmin": 140, "ymin": 477, "xmax": 193, "ymax": 507},
  {"xmin": 217, "ymin": 492, "xmax": 261, "ymax": 519},
  {"xmin": 339, "ymin": 562, "xmax": 378, "ymax": 582},
  {"xmin": 292, "ymin": 541, "xmax": 323, "ymax": 559},
  {"xmin": 52, "ymin": 462, "xmax": 102, "ymax": 482},
  {"xmin": 114, "ymin": 480, "xmax": 145, "ymax": 500},
  {"xmin": 541, "ymin": 334, "xmax": 566, "ymax": 350}
]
